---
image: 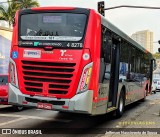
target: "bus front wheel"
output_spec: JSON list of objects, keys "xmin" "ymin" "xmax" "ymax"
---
[{"xmin": 115, "ymin": 91, "xmax": 125, "ymax": 118}]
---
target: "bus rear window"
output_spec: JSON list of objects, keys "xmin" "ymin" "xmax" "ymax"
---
[{"xmin": 20, "ymin": 13, "xmax": 87, "ymax": 41}]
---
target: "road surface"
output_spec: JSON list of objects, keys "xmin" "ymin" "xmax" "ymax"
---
[{"xmin": 0, "ymin": 92, "xmax": 160, "ymax": 137}]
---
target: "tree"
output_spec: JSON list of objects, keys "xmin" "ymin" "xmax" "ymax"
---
[
  {"xmin": 0, "ymin": 0, "xmax": 39, "ymax": 27},
  {"xmin": 0, "ymin": 1, "xmax": 18, "ymax": 27},
  {"xmin": 153, "ymin": 52, "xmax": 160, "ymax": 59},
  {"xmin": 17, "ymin": 0, "xmax": 39, "ymax": 9}
]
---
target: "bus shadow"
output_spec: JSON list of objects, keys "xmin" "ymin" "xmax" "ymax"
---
[
  {"xmin": 28, "ymin": 99, "xmax": 150, "ymax": 134},
  {"xmin": 0, "ymin": 105, "xmax": 13, "ymax": 112},
  {"xmin": 0, "ymin": 105, "xmax": 33, "ymax": 113},
  {"xmin": 0, "ymin": 99, "xmax": 150, "ymax": 135},
  {"xmin": 125, "ymin": 99, "xmax": 150, "ymax": 112},
  {"xmin": 28, "ymin": 112, "xmax": 115, "ymax": 135}
]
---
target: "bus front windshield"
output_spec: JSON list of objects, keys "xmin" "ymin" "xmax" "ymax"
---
[{"xmin": 20, "ymin": 13, "xmax": 87, "ymax": 42}]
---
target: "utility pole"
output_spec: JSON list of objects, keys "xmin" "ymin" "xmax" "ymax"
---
[
  {"xmin": 98, "ymin": 1, "xmax": 105, "ymax": 16},
  {"xmin": 97, "ymin": 1, "xmax": 160, "ymax": 16},
  {"xmin": 105, "ymin": 5, "xmax": 160, "ymax": 10}
]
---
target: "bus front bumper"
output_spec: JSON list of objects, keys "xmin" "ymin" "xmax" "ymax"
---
[{"xmin": 8, "ymin": 84, "xmax": 93, "ymax": 114}]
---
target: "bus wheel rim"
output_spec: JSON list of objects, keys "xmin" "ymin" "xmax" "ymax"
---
[{"xmin": 119, "ymin": 97, "xmax": 123, "ymax": 112}]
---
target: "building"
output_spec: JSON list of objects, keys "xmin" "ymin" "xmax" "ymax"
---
[
  {"xmin": 131, "ymin": 30, "xmax": 153, "ymax": 53},
  {"xmin": 0, "ymin": 26, "xmax": 12, "ymax": 40},
  {"xmin": 0, "ymin": 20, "xmax": 9, "ymax": 28},
  {"xmin": 0, "ymin": 26, "xmax": 12, "ymax": 74}
]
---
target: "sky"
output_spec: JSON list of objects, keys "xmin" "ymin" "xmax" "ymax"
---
[
  {"xmin": 0, "ymin": 0, "xmax": 160, "ymax": 53},
  {"xmin": 38, "ymin": 0, "xmax": 160, "ymax": 53}
]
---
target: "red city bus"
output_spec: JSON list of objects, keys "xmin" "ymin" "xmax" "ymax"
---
[{"xmin": 8, "ymin": 7, "xmax": 153, "ymax": 117}]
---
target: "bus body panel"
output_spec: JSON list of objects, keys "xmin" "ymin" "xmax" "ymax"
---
[
  {"xmin": 9, "ymin": 8, "xmax": 97, "ymax": 114},
  {"xmin": 101, "ymin": 16, "xmax": 151, "ymax": 109},
  {"xmin": 9, "ymin": 82, "xmax": 93, "ymax": 114},
  {"xmin": 8, "ymin": 7, "xmax": 153, "ymax": 115},
  {"xmin": 16, "ymin": 48, "xmax": 91, "ymax": 99},
  {"xmin": 84, "ymin": 10, "xmax": 102, "ymax": 103}
]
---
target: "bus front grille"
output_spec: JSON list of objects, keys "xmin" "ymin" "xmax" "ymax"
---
[{"xmin": 21, "ymin": 60, "xmax": 75, "ymax": 95}]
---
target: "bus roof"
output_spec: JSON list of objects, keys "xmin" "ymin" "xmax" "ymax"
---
[
  {"xmin": 31, "ymin": 7, "xmax": 76, "ymax": 11},
  {"xmin": 100, "ymin": 12, "xmax": 152, "ymax": 56}
]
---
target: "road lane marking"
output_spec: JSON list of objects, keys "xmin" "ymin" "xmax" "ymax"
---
[
  {"xmin": 0, "ymin": 105, "xmax": 12, "ymax": 109},
  {"xmin": 0, "ymin": 114, "xmax": 71, "ymax": 122},
  {"xmin": 0, "ymin": 117, "xmax": 27, "ymax": 127}
]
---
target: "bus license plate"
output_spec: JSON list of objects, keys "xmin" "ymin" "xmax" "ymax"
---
[{"xmin": 37, "ymin": 102, "xmax": 52, "ymax": 110}]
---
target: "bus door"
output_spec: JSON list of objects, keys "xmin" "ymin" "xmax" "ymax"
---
[
  {"xmin": 108, "ymin": 38, "xmax": 120, "ymax": 108},
  {"xmin": 100, "ymin": 26, "xmax": 120, "ymax": 108},
  {"xmin": 149, "ymin": 58, "xmax": 155, "ymax": 93}
]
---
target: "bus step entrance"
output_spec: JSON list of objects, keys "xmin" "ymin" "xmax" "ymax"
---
[
  {"xmin": 108, "ymin": 101, "xmax": 112, "ymax": 107},
  {"xmin": 107, "ymin": 107, "xmax": 116, "ymax": 113}
]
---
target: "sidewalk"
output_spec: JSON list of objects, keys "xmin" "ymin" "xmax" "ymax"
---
[{"xmin": 102, "ymin": 92, "xmax": 160, "ymax": 137}]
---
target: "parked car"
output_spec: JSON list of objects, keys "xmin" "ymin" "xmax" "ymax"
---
[
  {"xmin": 156, "ymin": 80, "xmax": 160, "ymax": 91},
  {"xmin": 153, "ymin": 78, "xmax": 160, "ymax": 91},
  {"xmin": 0, "ymin": 74, "xmax": 23, "ymax": 111},
  {"xmin": 151, "ymin": 81, "xmax": 156, "ymax": 94}
]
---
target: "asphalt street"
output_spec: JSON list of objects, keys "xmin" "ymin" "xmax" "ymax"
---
[{"xmin": 0, "ymin": 92, "xmax": 160, "ymax": 137}]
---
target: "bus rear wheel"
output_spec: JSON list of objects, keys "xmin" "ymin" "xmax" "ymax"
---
[{"xmin": 115, "ymin": 91, "xmax": 125, "ymax": 118}]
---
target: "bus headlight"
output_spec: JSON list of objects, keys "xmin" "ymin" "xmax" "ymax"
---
[
  {"xmin": 77, "ymin": 62, "xmax": 93, "ymax": 94},
  {"xmin": 9, "ymin": 60, "xmax": 18, "ymax": 88}
]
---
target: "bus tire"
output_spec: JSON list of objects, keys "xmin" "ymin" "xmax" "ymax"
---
[{"xmin": 115, "ymin": 91, "xmax": 125, "ymax": 118}]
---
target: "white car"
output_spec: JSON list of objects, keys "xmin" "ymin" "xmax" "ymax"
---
[
  {"xmin": 153, "ymin": 78, "xmax": 160, "ymax": 92},
  {"xmin": 152, "ymin": 81, "xmax": 156, "ymax": 94},
  {"xmin": 156, "ymin": 81, "xmax": 160, "ymax": 91}
]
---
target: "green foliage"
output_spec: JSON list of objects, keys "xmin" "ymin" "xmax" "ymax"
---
[
  {"xmin": 0, "ymin": 0, "xmax": 39, "ymax": 27},
  {"xmin": 0, "ymin": 1, "xmax": 18, "ymax": 27},
  {"xmin": 153, "ymin": 52, "xmax": 160, "ymax": 59},
  {"xmin": 16, "ymin": 0, "xmax": 39, "ymax": 9}
]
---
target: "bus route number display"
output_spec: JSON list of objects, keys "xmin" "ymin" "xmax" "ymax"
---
[{"xmin": 43, "ymin": 16, "xmax": 62, "ymax": 23}]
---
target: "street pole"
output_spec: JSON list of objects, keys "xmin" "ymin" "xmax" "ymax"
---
[
  {"xmin": 105, "ymin": 5, "xmax": 160, "ymax": 10},
  {"xmin": 102, "ymin": 4, "xmax": 160, "ymax": 52}
]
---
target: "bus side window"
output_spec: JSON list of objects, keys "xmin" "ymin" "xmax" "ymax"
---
[
  {"xmin": 101, "ymin": 26, "xmax": 111, "ymax": 62},
  {"xmin": 99, "ymin": 25, "xmax": 112, "ymax": 83},
  {"xmin": 119, "ymin": 40, "xmax": 130, "ymax": 81},
  {"xmin": 153, "ymin": 59, "xmax": 156, "ymax": 70},
  {"xmin": 144, "ymin": 54, "xmax": 150, "ymax": 78}
]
